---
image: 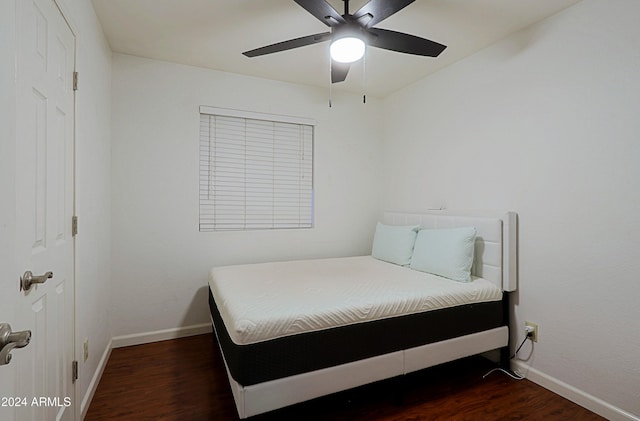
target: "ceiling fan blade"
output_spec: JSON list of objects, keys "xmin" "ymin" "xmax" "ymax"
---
[
  {"xmin": 331, "ymin": 61, "xmax": 350, "ymax": 83},
  {"xmin": 368, "ymin": 28, "xmax": 446, "ymax": 57},
  {"xmin": 294, "ymin": 0, "xmax": 346, "ymax": 27},
  {"xmin": 243, "ymin": 32, "xmax": 332, "ymax": 57},
  {"xmin": 353, "ymin": 0, "xmax": 415, "ymax": 28}
]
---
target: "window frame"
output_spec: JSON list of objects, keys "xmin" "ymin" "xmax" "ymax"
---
[{"xmin": 199, "ymin": 106, "xmax": 315, "ymax": 232}]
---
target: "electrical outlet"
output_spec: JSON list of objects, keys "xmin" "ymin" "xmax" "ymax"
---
[
  {"xmin": 83, "ymin": 339, "xmax": 89, "ymax": 362},
  {"xmin": 525, "ymin": 322, "xmax": 538, "ymax": 342}
]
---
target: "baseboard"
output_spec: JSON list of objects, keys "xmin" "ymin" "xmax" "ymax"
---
[
  {"xmin": 512, "ymin": 361, "xmax": 639, "ymax": 421},
  {"xmin": 111, "ymin": 323, "xmax": 213, "ymax": 348},
  {"xmin": 80, "ymin": 338, "xmax": 112, "ymax": 420}
]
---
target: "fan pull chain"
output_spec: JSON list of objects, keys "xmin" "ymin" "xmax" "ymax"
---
[{"xmin": 362, "ymin": 50, "xmax": 367, "ymax": 104}]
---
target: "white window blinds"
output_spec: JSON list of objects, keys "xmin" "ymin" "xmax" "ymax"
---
[{"xmin": 199, "ymin": 107, "xmax": 314, "ymax": 231}]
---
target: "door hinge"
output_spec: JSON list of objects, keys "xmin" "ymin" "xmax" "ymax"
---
[
  {"xmin": 73, "ymin": 71, "xmax": 78, "ymax": 91},
  {"xmin": 72, "ymin": 215, "xmax": 78, "ymax": 236},
  {"xmin": 72, "ymin": 360, "xmax": 78, "ymax": 383}
]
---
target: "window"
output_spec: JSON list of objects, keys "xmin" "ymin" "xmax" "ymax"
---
[{"xmin": 199, "ymin": 106, "xmax": 314, "ymax": 231}]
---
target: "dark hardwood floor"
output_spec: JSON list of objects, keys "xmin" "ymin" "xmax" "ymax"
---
[{"xmin": 86, "ymin": 334, "xmax": 603, "ymax": 420}]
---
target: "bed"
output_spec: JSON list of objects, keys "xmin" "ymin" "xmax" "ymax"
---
[{"xmin": 208, "ymin": 210, "xmax": 517, "ymax": 418}]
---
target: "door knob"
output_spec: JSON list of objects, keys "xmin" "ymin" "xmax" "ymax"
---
[
  {"xmin": 20, "ymin": 270, "xmax": 53, "ymax": 291},
  {"xmin": 0, "ymin": 323, "xmax": 31, "ymax": 366}
]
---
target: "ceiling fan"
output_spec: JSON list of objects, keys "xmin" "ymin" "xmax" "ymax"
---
[{"xmin": 243, "ymin": 0, "xmax": 447, "ymax": 84}]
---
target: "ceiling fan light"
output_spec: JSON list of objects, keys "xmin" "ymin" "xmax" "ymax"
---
[{"xmin": 330, "ymin": 37, "xmax": 365, "ymax": 63}]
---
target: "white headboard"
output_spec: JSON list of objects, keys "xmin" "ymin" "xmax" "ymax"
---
[{"xmin": 383, "ymin": 210, "xmax": 517, "ymax": 292}]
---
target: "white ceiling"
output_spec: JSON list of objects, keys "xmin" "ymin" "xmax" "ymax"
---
[{"xmin": 91, "ymin": 0, "xmax": 582, "ymax": 97}]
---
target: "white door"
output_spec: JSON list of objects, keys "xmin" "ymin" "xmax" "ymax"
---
[{"xmin": 14, "ymin": 0, "xmax": 76, "ymax": 419}]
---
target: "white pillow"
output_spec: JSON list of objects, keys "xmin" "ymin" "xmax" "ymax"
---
[
  {"xmin": 371, "ymin": 223, "xmax": 419, "ymax": 266},
  {"xmin": 410, "ymin": 227, "xmax": 477, "ymax": 282}
]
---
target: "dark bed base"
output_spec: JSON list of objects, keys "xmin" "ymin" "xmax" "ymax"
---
[{"xmin": 209, "ymin": 288, "xmax": 506, "ymax": 386}]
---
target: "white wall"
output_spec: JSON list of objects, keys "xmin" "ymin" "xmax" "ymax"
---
[
  {"xmin": 54, "ymin": 0, "xmax": 113, "ymax": 416},
  {"xmin": 382, "ymin": 0, "xmax": 640, "ymax": 418},
  {"xmin": 110, "ymin": 54, "xmax": 384, "ymax": 337}
]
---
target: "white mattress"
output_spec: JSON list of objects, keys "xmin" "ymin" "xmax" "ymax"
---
[{"xmin": 209, "ymin": 256, "xmax": 502, "ymax": 346}]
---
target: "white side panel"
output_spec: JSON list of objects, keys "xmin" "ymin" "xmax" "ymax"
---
[
  {"xmin": 404, "ymin": 326, "xmax": 508, "ymax": 374},
  {"xmin": 242, "ymin": 352, "xmax": 404, "ymax": 419},
  {"xmin": 219, "ymin": 355, "xmax": 245, "ymax": 419},
  {"xmin": 220, "ymin": 327, "xmax": 508, "ymax": 419}
]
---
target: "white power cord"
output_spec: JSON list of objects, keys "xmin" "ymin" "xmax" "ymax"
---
[
  {"xmin": 482, "ymin": 329, "xmax": 533, "ymax": 381},
  {"xmin": 483, "ymin": 367, "xmax": 524, "ymax": 380}
]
